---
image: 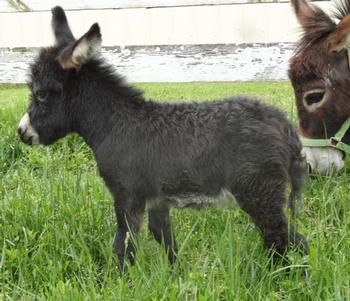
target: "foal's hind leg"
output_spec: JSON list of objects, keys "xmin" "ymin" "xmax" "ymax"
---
[
  {"xmin": 113, "ymin": 198, "xmax": 145, "ymax": 271},
  {"xmin": 148, "ymin": 206, "xmax": 178, "ymax": 264},
  {"xmin": 235, "ymin": 189, "xmax": 309, "ymax": 257}
]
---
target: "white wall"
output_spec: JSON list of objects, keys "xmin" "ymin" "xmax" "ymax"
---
[
  {"xmin": 0, "ymin": 1, "xmax": 332, "ymax": 48},
  {"xmin": 0, "ymin": 0, "xmax": 260, "ymax": 11}
]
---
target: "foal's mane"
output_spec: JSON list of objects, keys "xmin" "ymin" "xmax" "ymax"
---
[
  {"xmin": 70, "ymin": 55, "xmax": 146, "ymax": 107},
  {"xmin": 88, "ymin": 57, "xmax": 145, "ymax": 104},
  {"xmin": 295, "ymin": 0, "xmax": 350, "ymax": 54}
]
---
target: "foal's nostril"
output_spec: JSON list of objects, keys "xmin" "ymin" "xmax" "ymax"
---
[{"xmin": 17, "ymin": 127, "xmax": 27, "ymax": 137}]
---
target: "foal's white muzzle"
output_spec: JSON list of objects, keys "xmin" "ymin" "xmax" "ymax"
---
[
  {"xmin": 17, "ymin": 113, "xmax": 40, "ymax": 145},
  {"xmin": 302, "ymin": 146, "xmax": 344, "ymax": 175}
]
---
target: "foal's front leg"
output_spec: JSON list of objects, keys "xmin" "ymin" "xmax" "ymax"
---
[{"xmin": 113, "ymin": 197, "xmax": 145, "ymax": 271}]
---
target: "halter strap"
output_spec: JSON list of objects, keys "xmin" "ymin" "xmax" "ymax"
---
[{"xmin": 301, "ymin": 115, "xmax": 350, "ymax": 155}]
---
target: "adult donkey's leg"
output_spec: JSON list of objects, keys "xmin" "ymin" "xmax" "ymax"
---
[
  {"xmin": 148, "ymin": 206, "xmax": 178, "ymax": 264},
  {"xmin": 113, "ymin": 197, "xmax": 145, "ymax": 271}
]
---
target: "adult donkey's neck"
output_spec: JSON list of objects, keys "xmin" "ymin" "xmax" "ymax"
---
[{"xmin": 70, "ymin": 60, "xmax": 146, "ymax": 151}]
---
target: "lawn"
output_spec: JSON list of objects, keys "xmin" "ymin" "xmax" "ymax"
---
[{"xmin": 0, "ymin": 82, "xmax": 349, "ymax": 300}]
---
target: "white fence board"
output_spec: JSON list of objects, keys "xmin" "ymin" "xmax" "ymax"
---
[
  {"xmin": 0, "ymin": 0, "xmax": 289, "ymax": 12},
  {"xmin": 0, "ymin": 43, "xmax": 294, "ymax": 83},
  {"xmin": 0, "ymin": 1, "xmax": 334, "ymax": 83},
  {"xmin": 0, "ymin": 2, "xmax": 333, "ymax": 48}
]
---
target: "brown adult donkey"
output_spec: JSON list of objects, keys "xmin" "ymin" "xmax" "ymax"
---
[{"xmin": 289, "ymin": 0, "xmax": 350, "ymax": 174}]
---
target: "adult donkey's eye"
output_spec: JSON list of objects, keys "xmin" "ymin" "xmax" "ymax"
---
[{"xmin": 303, "ymin": 89, "xmax": 326, "ymax": 111}]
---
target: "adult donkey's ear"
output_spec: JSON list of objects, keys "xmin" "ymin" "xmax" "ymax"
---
[
  {"xmin": 290, "ymin": 0, "xmax": 334, "ymax": 33},
  {"xmin": 290, "ymin": 0, "xmax": 315, "ymax": 29},
  {"xmin": 58, "ymin": 23, "xmax": 102, "ymax": 70},
  {"xmin": 327, "ymin": 14, "xmax": 350, "ymax": 53},
  {"xmin": 51, "ymin": 6, "xmax": 75, "ymax": 46}
]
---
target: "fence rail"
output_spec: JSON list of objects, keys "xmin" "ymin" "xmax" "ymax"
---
[
  {"xmin": 0, "ymin": 2, "xmax": 329, "ymax": 48},
  {"xmin": 0, "ymin": 1, "xmax": 333, "ymax": 83},
  {"xmin": 1, "ymin": 0, "xmax": 291, "ymax": 12}
]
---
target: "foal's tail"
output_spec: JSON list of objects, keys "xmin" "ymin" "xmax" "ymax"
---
[
  {"xmin": 288, "ymin": 157, "xmax": 305, "ymax": 216},
  {"xmin": 288, "ymin": 129, "xmax": 306, "ymax": 217}
]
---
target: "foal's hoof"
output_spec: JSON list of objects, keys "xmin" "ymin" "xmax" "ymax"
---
[{"xmin": 295, "ymin": 234, "xmax": 309, "ymax": 255}]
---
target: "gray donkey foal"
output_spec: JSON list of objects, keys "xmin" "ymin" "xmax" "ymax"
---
[{"xmin": 18, "ymin": 7, "xmax": 309, "ymax": 269}]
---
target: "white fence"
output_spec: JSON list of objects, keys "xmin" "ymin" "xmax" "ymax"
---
[
  {"xmin": 0, "ymin": 1, "xmax": 333, "ymax": 48},
  {"xmin": 0, "ymin": 1, "xmax": 333, "ymax": 82},
  {"xmin": 1, "ymin": 0, "xmax": 281, "ymax": 11}
]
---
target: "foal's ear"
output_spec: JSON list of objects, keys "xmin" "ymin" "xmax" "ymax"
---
[
  {"xmin": 51, "ymin": 6, "xmax": 75, "ymax": 46},
  {"xmin": 58, "ymin": 23, "xmax": 102, "ymax": 70},
  {"xmin": 327, "ymin": 15, "xmax": 350, "ymax": 53}
]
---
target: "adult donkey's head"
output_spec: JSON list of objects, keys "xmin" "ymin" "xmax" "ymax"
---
[
  {"xmin": 289, "ymin": 0, "xmax": 350, "ymax": 172},
  {"xmin": 17, "ymin": 6, "xmax": 102, "ymax": 146}
]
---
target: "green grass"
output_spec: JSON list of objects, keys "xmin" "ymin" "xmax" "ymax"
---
[{"xmin": 1, "ymin": 82, "xmax": 350, "ymax": 300}]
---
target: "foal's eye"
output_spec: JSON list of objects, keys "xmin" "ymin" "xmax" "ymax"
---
[
  {"xmin": 303, "ymin": 89, "xmax": 326, "ymax": 111},
  {"xmin": 35, "ymin": 90, "xmax": 49, "ymax": 102}
]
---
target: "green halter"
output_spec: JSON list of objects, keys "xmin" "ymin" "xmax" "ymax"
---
[{"xmin": 301, "ymin": 115, "xmax": 350, "ymax": 155}]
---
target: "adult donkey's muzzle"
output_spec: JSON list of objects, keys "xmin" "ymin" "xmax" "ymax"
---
[
  {"xmin": 302, "ymin": 146, "xmax": 344, "ymax": 175},
  {"xmin": 17, "ymin": 113, "xmax": 40, "ymax": 145}
]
